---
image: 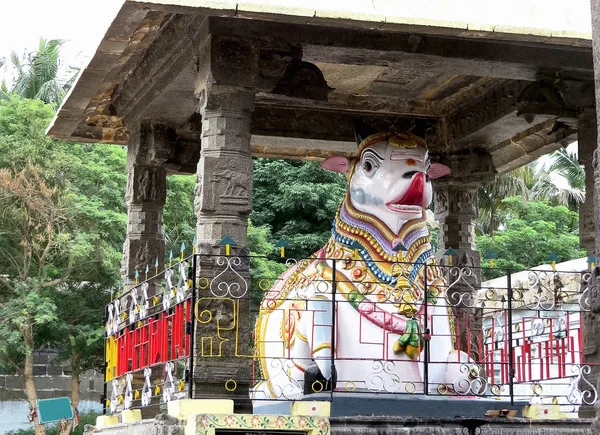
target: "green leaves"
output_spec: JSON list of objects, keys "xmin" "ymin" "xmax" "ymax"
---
[
  {"xmin": 251, "ymin": 158, "xmax": 346, "ymax": 258},
  {"xmin": 5, "ymin": 38, "xmax": 75, "ymax": 108},
  {"xmin": 476, "ymin": 197, "xmax": 584, "ymax": 280}
]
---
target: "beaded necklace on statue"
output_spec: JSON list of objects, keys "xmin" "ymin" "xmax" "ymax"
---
[{"xmin": 330, "ymin": 194, "xmax": 434, "ymax": 283}]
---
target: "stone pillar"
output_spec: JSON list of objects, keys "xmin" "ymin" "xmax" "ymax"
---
[
  {"xmin": 578, "ymin": 109, "xmax": 597, "ymax": 255},
  {"xmin": 195, "ymin": 86, "xmax": 255, "ymax": 246},
  {"xmin": 577, "ymin": 109, "xmax": 599, "ymax": 417},
  {"xmin": 434, "ymin": 185, "xmax": 481, "ymax": 271},
  {"xmin": 586, "ymin": 0, "xmax": 600, "ymax": 422},
  {"xmin": 192, "ymin": 36, "xmax": 257, "ymax": 412},
  {"xmin": 580, "ymin": 0, "xmax": 600, "ymax": 422},
  {"xmin": 434, "ymin": 184, "xmax": 482, "ymax": 361},
  {"xmin": 121, "ymin": 121, "xmax": 167, "ymax": 281}
]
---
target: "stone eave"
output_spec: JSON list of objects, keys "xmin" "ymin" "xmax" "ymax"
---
[{"xmin": 47, "ymin": 0, "xmax": 593, "ymax": 149}]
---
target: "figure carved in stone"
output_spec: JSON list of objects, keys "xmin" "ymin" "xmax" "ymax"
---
[
  {"xmin": 212, "ymin": 168, "xmax": 249, "ymax": 198},
  {"xmin": 253, "ymin": 128, "xmax": 476, "ymax": 402}
]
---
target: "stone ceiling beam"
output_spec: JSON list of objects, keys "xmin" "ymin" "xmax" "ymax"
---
[
  {"xmin": 249, "ymin": 135, "xmax": 355, "ymax": 160},
  {"xmin": 210, "ymin": 17, "xmax": 594, "ymax": 79},
  {"xmin": 490, "ymin": 121, "xmax": 575, "ymax": 174},
  {"xmin": 256, "ymin": 93, "xmax": 446, "ymax": 117},
  {"xmin": 435, "ymin": 80, "xmax": 529, "ymax": 151}
]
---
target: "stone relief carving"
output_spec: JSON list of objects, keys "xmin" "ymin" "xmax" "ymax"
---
[
  {"xmin": 211, "ymin": 165, "xmax": 251, "ymax": 207},
  {"xmin": 132, "ymin": 167, "xmax": 166, "ymax": 203},
  {"xmin": 449, "ymin": 190, "xmax": 477, "ymax": 217},
  {"xmin": 434, "ymin": 189, "xmax": 448, "ymax": 218}
]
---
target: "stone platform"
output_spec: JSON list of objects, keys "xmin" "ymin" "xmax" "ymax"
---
[
  {"xmin": 253, "ymin": 392, "xmax": 530, "ymax": 419},
  {"xmin": 84, "ymin": 414, "xmax": 593, "ymax": 435},
  {"xmin": 331, "ymin": 416, "xmax": 593, "ymax": 435}
]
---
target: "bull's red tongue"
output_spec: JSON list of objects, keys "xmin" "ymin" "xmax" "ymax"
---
[{"xmin": 396, "ymin": 172, "xmax": 425, "ymax": 206}]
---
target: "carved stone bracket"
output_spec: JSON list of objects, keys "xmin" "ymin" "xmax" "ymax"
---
[
  {"xmin": 432, "ymin": 148, "xmax": 496, "ymax": 186},
  {"xmin": 517, "ymin": 77, "xmax": 596, "ymax": 120}
]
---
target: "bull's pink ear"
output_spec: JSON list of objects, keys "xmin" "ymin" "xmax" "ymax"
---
[
  {"xmin": 427, "ymin": 163, "xmax": 451, "ymax": 179},
  {"xmin": 321, "ymin": 156, "xmax": 350, "ymax": 173}
]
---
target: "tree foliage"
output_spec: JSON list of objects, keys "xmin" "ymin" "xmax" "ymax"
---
[
  {"xmin": 0, "ymin": 97, "xmax": 124, "ymax": 431},
  {"xmin": 476, "ymin": 197, "xmax": 584, "ymax": 279},
  {"xmin": 251, "ymin": 158, "xmax": 347, "ymax": 258},
  {"xmin": 3, "ymin": 38, "xmax": 77, "ymax": 107},
  {"xmin": 531, "ymin": 147, "xmax": 585, "ymax": 210}
]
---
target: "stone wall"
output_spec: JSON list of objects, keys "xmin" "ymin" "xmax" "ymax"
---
[{"xmin": 0, "ymin": 350, "xmax": 104, "ymax": 434}]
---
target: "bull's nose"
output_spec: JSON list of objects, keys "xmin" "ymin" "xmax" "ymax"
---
[{"xmin": 390, "ymin": 172, "xmax": 425, "ymax": 207}]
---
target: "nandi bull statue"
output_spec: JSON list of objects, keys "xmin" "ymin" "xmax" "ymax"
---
[{"xmin": 253, "ymin": 128, "xmax": 478, "ymax": 401}]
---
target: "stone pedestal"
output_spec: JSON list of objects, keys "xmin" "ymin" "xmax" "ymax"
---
[
  {"xmin": 121, "ymin": 121, "xmax": 167, "ymax": 282},
  {"xmin": 578, "ymin": 109, "xmax": 597, "ymax": 256},
  {"xmin": 193, "ymin": 58, "xmax": 255, "ymax": 410},
  {"xmin": 434, "ymin": 185, "xmax": 482, "ymax": 361}
]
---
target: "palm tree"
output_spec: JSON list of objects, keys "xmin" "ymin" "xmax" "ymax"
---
[
  {"xmin": 0, "ymin": 57, "xmax": 8, "ymax": 99},
  {"xmin": 5, "ymin": 38, "xmax": 76, "ymax": 107},
  {"xmin": 477, "ymin": 164, "xmax": 535, "ymax": 236},
  {"xmin": 531, "ymin": 147, "xmax": 585, "ymax": 211}
]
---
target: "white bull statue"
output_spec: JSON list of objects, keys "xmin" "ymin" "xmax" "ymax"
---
[{"xmin": 253, "ymin": 129, "xmax": 478, "ymax": 400}]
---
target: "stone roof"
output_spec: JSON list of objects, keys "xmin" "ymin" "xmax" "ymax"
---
[{"xmin": 47, "ymin": 0, "xmax": 591, "ymax": 176}]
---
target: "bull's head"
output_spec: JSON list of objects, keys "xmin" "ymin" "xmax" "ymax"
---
[{"xmin": 321, "ymin": 130, "xmax": 450, "ymax": 234}]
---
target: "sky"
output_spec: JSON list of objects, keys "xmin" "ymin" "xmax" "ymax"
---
[{"xmin": 0, "ymin": 0, "xmax": 124, "ymax": 73}]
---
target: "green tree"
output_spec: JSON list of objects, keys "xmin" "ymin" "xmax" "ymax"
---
[
  {"xmin": 4, "ymin": 38, "xmax": 76, "ymax": 107},
  {"xmin": 0, "ymin": 163, "xmax": 82, "ymax": 435},
  {"xmin": 251, "ymin": 158, "xmax": 347, "ymax": 258},
  {"xmin": 0, "ymin": 97, "xmax": 126, "ymax": 430},
  {"xmin": 531, "ymin": 148, "xmax": 585, "ymax": 210},
  {"xmin": 164, "ymin": 175, "xmax": 196, "ymax": 253},
  {"xmin": 45, "ymin": 282, "xmax": 109, "ymax": 409},
  {"xmin": 477, "ymin": 165, "xmax": 534, "ymax": 236},
  {"xmin": 476, "ymin": 197, "xmax": 584, "ymax": 279}
]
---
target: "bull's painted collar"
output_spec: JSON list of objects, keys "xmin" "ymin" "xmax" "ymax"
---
[
  {"xmin": 335, "ymin": 193, "xmax": 430, "ymax": 258},
  {"xmin": 331, "ymin": 194, "xmax": 434, "ymax": 284}
]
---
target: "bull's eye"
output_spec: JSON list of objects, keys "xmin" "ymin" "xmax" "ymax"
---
[{"xmin": 361, "ymin": 156, "xmax": 379, "ymax": 176}]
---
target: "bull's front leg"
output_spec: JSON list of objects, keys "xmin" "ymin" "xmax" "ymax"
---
[{"xmin": 302, "ymin": 298, "xmax": 334, "ymax": 393}]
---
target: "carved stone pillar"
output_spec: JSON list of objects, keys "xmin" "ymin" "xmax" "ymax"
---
[
  {"xmin": 578, "ymin": 109, "xmax": 597, "ymax": 255},
  {"xmin": 587, "ymin": 1, "xmax": 600, "ymax": 423},
  {"xmin": 576, "ymin": 110, "xmax": 598, "ymax": 416},
  {"xmin": 192, "ymin": 36, "xmax": 257, "ymax": 412},
  {"xmin": 434, "ymin": 184, "xmax": 482, "ymax": 361},
  {"xmin": 121, "ymin": 121, "xmax": 167, "ymax": 282},
  {"xmin": 434, "ymin": 185, "xmax": 481, "ymax": 270}
]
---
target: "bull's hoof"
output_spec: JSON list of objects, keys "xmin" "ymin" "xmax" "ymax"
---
[{"xmin": 304, "ymin": 361, "xmax": 337, "ymax": 395}]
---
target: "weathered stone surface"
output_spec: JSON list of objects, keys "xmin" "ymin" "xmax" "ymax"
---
[
  {"xmin": 331, "ymin": 415, "xmax": 592, "ymax": 434},
  {"xmin": 434, "ymin": 185, "xmax": 482, "ymax": 360},
  {"xmin": 193, "ymin": 43, "xmax": 255, "ymax": 409},
  {"xmin": 578, "ymin": 109, "xmax": 597, "ymax": 255},
  {"xmin": 589, "ymin": 3, "xmax": 600, "ymax": 428},
  {"xmin": 121, "ymin": 122, "xmax": 168, "ymax": 280}
]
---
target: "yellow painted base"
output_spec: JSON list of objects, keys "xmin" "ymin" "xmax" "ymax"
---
[
  {"xmin": 168, "ymin": 399, "xmax": 234, "ymax": 420},
  {"xmin": 524, "ymin": 405, "xmax": 567, "ymax": 419},
  {"xmin": 291, "ymin": 401, "xmax": 331, "ymax": 417},
  {"xmin": 121, "ymin": 409, "xmax": 142, "ymax": 423},
  {"xmin": 187, "ymin": 414, "xmax": 330, "ymax": 435},
  {"xmin": 95, "ymin": 415, "xmax": 120, "ymax": 428}
]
